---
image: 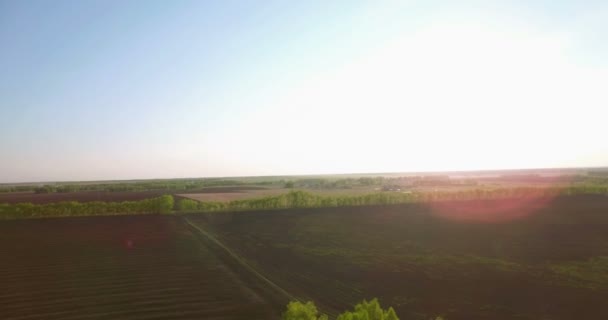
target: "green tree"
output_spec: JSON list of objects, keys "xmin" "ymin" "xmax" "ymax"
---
[
  {"xmin": 177, "ymin": 199, "xmax": 199, "ymax": 211},
  {"xmin": 336, "ymin": 299, "xmax": 398, "ymax": 320},
  {"xmin": 283, "ymin": 301, "xmax": 328, "ymax": 320},
  {"xmin": 283, "ymin": 299, "xmax": 399, "ymax": 320},
  {"xmin": 157, "ymin": 195, "xmax": 174, "ymax": 214}
]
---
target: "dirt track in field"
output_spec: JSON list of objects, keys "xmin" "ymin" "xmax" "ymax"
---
[{"xmin": 0, "ymin": 215, "xmax": 283, "ymax": 320}]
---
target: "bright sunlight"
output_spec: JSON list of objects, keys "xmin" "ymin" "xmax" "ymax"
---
[{"xmin": 220, "ymin": 15, "xmax": 607, "ymax": 176}]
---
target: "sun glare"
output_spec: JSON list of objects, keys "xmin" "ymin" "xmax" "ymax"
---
[{"xmin": 223, "ymin": 17, "xmax": 607, "ymax": 176}]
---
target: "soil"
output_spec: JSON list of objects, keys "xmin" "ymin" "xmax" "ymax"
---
[
  {"xmin": 3, "ymin": 194, "xmax": 608, "ymax": 320},
  {"xmin": 0, "ymin": 215, "xmax": 283, "ymax": 320},
  {"xmin": 190, "ymin": 194, "xmax": 608, "ymax": 320},
  {"xmin": 0, "ymin": 186, "xmax": 269, "ymax": 204}
]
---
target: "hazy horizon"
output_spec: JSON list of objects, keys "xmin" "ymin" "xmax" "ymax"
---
[
  {"xmin": 2, "ymin": 165, "xmax": 605, "ymax": 185},
  {"xmin": 2, "ymin": 1, "xmax": 607, "ymax": 183}
]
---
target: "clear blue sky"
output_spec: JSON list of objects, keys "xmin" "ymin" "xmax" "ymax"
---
[{"xmin": 1, "ymin": 0, "xmax": 607, "ymax": 182}]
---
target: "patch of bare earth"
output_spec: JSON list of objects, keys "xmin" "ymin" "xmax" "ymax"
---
[{"xmin": 0, "ymin": 215, "xmax": 282, "ymax": 319}]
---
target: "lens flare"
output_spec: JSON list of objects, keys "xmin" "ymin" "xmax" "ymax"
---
[{"xmin": 426, "ymin": 184, "xmax": 571, "ymax": 223}]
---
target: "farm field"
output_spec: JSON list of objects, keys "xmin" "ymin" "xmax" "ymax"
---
[
  {"xmin": 178, "ymin": 187, "xmax": 289, "ymax": 202},
  {"xmin": 0, "ymin": 186, "xmax": 269, "ymax": 205},
  {"xmin": 0, "ymin": 215, "xmax": 283, "ymax": 320},
  {"xmin": 177, "ymin": 187, "xmax": 387, "ymax": 203},
  {"xmin": 190, "ymin": 194, "xmax": 608, "ymax": 320}
]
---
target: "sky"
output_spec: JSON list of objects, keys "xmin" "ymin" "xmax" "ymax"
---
[{"xmin": 1, "ymin": 0, "xmax": 607, "ymax": 183}]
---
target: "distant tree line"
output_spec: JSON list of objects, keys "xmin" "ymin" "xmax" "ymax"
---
[
  {"xmin": 0, "ymin": 185, "xmax": 41, "ymax": 193},
  {"xmin": 176, "ymin": 186, "xmax": 608, "ymax": 213},
  {"xmin": 3, "ymin": 175, "xmax": 607, "ymax": 195},
  {"xmin": 2, "ymin": 184, "xmax": 607, "ymax": 220},
  {"xmin": 0, "ymin": 179, "xmax": 271, "ymax": 194},
  {"xmin": 285, "ymin": 177, "xmax": 386, "ymax": 189},
  {"xmin": 0, "ymin": 195, "xmax": 174, "ymax": 220},
  {"xmin": 0, "ymin": 177, "xmax": 390, "ymax": 194},
  {"xmin": 176, "ymin": 191, "xmax": 417, "ymax": 213}
]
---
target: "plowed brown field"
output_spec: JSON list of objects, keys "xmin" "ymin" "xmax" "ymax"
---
[
  {"xmin": 190, "ymin": 195, "xmax": 608, "ymax": 320},
  {"xmin": 0, "ymin": 215, "xmax": 283, "ymax": 320}
]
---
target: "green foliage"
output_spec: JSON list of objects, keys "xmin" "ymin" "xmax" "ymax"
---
[
  {"xmin": 0, "ymin": 178, "xmax": 266, "ymax": 194},
  {"xmin": 34, "ymin": 185, "xmax": 56, "ymax": 193},
  {"xmin": 0, "ymin": 176, "xmax": 389, "ymax": 194},
  {"xmin": 336, "ymin": 298, "xmax": 399, "ymax": 320},
  {"xmin": 2, "ymin": 175, "xmax": 608, "ymax": 198},
  {"xmin": 285, "ymin": 177, "xmax": 385, "ymax": 189},
  {"xmin": 283, "ymin": 299, "xmax": 398, "ymax": 320},
  {"xmin": 158, "ymin": 195, "xmax": 174, "ymax": 214},
  {"xmin": 179, "ymin": 184, "xmax": 608, "ymax": 214},
  {"xmin": 185, "ymin": 191, "xmax": 417, "ymax": 213},
  {"xmin": 0, "ymin": 195, "xmax": 175, "ymax": 220},
  {"xmin": 177, "ymin": 199, "xmax": 199, "ymax": 211},
  {"xmin": 283, "ymin": 301, "xmax": 328, "ymax": 320}
]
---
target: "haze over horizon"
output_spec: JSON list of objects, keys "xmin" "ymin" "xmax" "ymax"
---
[
  {"xmin": 1, "ymin": 165, "xmax": 607, "ymax": 185},
  {"xmin": 1, "ymin": 0, "xmax": 607, "ymax": 183}
]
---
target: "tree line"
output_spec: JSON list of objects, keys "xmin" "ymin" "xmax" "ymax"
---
[
  {"xmin": 0, "ymin": 176, "xmax": 387, "ymax": 194},
  {"xmin": 0, "ymin": 179, "xmax": 268, "ymax": 194},
  {"xmin": 0, "ymin": 195, "xmax": 174, "ymax": 220},
  {"xmin": 284, "ymin": 177, "xmax": 386, "ymax": 189},
  {"xmin": 176, "ymin": 191, "xmax": 418, "ymax": 213},
  {"xmin": 2, "ymin": 184, "xmax": 607, "ymax": 220},
  {"xmin": 3, "ymin": 175, "xmax": 606, "ymax": 195},
  {"xmin": 0, "ymin": 176, "xmax": 385, "ymax": 194},
  {"xmin": 176, "ymin": 186, "xmax": 608, "ymax": 214}
]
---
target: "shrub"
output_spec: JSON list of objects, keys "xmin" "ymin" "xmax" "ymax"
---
[
  {"xmin": 177, "ymin": 199, "xmax": 199, "ymax": 211},
  {"xmin": 283, "ymin": 301, "xmax": 328, "ymax": 320},
  {"xmin": 336, "ymin": 298, "xmax": 398, "ymax": 320},
  {"xmin": 0, "ymin": 195, "xmax": 175, "ymax": 220},
  {"xmin": 283, "ymin": 299, "xmax": 399, "ymax": 320}
]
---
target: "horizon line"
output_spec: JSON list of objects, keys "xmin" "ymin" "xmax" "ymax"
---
[{"xmin": 2, "ymin": 165, "xmax": 606, "ymax": 186}]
